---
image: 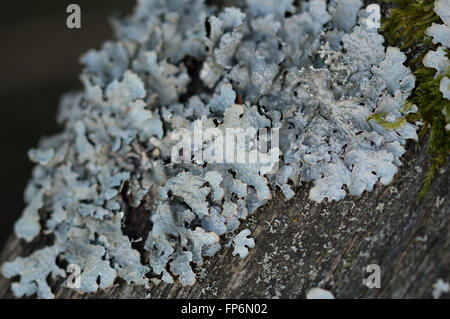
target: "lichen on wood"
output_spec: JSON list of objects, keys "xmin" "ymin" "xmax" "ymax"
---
[{"xmin": 0, "ymin": 0, "xmax": 447, "ymax": 299}]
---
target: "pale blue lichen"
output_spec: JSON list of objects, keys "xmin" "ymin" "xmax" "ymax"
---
[
  {"xmin": 2, "ymin": 244, "xmax": 65, "ymax": 299},
  {"xmin": 423, "ymin": 46, "xmax": 450, "ymax": 77},
  {"xmin": 441, "ymin": 76, "xmax": 450, "ymax": 100},
  {"xmin": 232, "ymin": 229, "xmax": 255, "ymax": 258},
  {"xmin": 426, "ymin": 0, "xmax": 450, "ymax": 103},
  {"xmin": 426, "ymin": 0, "xmax": 450, "ymax": 47},
  {"xmin": 2, "ymin": 0, "xmax": 420, "ymax": 297}
]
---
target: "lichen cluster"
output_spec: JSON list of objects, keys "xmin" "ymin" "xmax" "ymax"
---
[
  {"xmin": 381, "ymin": 0, "xmax": 450, "ymax": 197},
  {"xmin": 2, "ymin": 0, "xmax": 420, "ymax": 298}
]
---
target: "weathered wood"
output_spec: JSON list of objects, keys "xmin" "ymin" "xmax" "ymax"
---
[
  {"xmin": 1, "ymin": 0, "xmax": 449, "ymax": 299},
  {"xmin": 1, "ymin": 133, "xmax": 448, "ymax": 299}
]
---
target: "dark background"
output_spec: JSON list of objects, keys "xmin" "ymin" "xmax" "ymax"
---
[{"xmin": 0, "ymin": 1, "xmax": 135, "ymax": 246}]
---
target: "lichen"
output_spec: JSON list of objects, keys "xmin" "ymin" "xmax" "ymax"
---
[
  {"xmin": 2, "ymin": 0, "xmax": 421, "ymax": 297},
  {"xmin": 381, "ymin": 0, "xmax": 450, "ymax": 199}
]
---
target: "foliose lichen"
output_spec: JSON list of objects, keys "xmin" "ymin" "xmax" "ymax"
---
[
  {"xmin": 2, "ymin": 0, "xmax": 421, "ymax": 298},
  {"xmin": 381, "ymin": 0, "xmax": 450, "ymax": 198}
]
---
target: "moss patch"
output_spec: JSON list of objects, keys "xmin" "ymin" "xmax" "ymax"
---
[
  {"xmin": 367, "ymin": 112, "xmax": 407, "ymax": 129},
  {"xmin": 381, "ymin": 0, "xmax": 450, "ymax": 199}
]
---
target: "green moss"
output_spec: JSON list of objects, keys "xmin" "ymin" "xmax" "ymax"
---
[
  {"xmin": 414, "ymin": 69, "xmax": 450, "ymax": 199},
  {"xmin": 381, "ymin": 0, "xmax": 440, "ymax": 66},
  {"xmin": 367, "ymin": 113, "xmax": 407, "ymax": 129},
  {"xmin": 380, "ymin": 0, "xmax": 449, "ymax": 199}
]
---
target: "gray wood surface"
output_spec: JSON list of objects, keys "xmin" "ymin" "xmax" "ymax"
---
[{"xmin": 0, "ymin": 0, "xmax": 448, "ymax": 299}]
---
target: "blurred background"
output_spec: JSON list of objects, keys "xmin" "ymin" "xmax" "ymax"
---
[{"xmin": 0, "ymin": 0, "xmax": 135, "ymax": 245}]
